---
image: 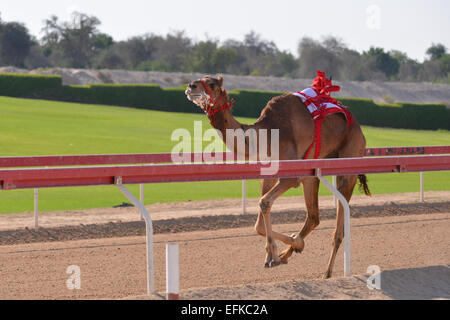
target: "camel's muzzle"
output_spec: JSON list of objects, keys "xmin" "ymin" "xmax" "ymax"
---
[
  {"xmin": 185, "ymin": 86, "xmax": 203, "ymax": 100},
  {"xmin": 185, "ymin": 88, "xmax": 210, "ymax": 111}
]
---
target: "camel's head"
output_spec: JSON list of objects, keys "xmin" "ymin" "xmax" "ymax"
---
[{"xmin": 185, "ymin": 75, "xmax": 226, "ymax": 113}]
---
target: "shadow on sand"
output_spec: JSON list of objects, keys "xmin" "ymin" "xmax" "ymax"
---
[{"xmin": 360, "ymin": 264, "xmax": 450, "ymax": 300}]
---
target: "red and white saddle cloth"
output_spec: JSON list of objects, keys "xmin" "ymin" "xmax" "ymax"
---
[{"xmin": 293, "ymin": 70, "xmax": 354, "ymax": 159}]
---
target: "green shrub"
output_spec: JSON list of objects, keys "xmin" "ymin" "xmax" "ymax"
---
[
  {"xmin": 0, "ymin": 73, "xmax": 448, "ymax": 130},
  {"xmin": 162, "ymin": 87, "xmax": 202, "ymax": 113},
  {"xmin": 396, "ymin": 103, "xmax": 449, "ymax": 130},
  {"xmin": 87, "ymin": 84, "xmax": 164, "ymax": 109},
  {"xmin": 60, "ymin": 85, "xmax": 93, "ymax": 103},
  {"xmin": 0, "ymin": 73, "xmax": 62, "ymax": 97},
  {"xmin": 230, "ymin": 89, "xmax": 284, "ymax": 118},
  {"xmin": 338, "ymin": 98, "xmax": 449, "ymax": 130}
]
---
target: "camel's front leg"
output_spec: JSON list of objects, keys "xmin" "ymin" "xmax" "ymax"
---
[
  {"xmin": 258, "ymin": 178, "xmax": 303, "ymax": 268},
  {"xmin": 259, "ymin": 199, "xmax": 281, "ymax": 268}
]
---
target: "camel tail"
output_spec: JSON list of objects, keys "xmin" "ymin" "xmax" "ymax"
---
[{"xmin": 358, "ymin": 174, "xmax": 371, "ymax": 196}]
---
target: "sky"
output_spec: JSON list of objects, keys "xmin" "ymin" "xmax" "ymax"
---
[{"xmin": 1, "ymin": 0, "xmax": 449, "ymax": 62}]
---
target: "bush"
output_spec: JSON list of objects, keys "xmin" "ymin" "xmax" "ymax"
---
[
  {"xmin": 338, "ymin": 98, "xmax": 449, "ymax": 130},
  {"xmin": 337, "ymin": 98, "xmax": 381, "ymax": 126},
  {"xmin": 0, "ymin": 73, "xmax": 448, "ymax": 130},
  {"xmin": 88, "ymin": 84, "xmax": 164, "ymax": 109},
  {"xmin": 60, "ymin": 85, "xmax": 93, "ymax": 103},
  {"xmin": 230, "ymin": 89, "xmax": 284, "ymax": 118},
  {"xmin": 162, "ymin": 87, "xmax": 202, "ymax": 113},
  {"xmin": 395, "ymin": 103, "xmax": 449, "ymax": 130},
  {"xmin": 0, "ymin": 73, "xmax": 62, "ymax": 97}
]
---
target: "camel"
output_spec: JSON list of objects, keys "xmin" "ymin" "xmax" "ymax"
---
[{"xmin": 185, "ymin": 72, "xmax": 371, "ymax": 278}]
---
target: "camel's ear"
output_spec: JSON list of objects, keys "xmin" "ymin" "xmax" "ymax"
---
[{"xmin": 217, "ymin": 75, "xmax": 223, "ymax": 87}]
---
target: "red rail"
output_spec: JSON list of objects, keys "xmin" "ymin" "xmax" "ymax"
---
[
  {"xmin": 0, "ymin": 152, "xmax": 234, "ymax": 168},
  {"xmin": 0, "ymin": 146, "xmax": 449, "ymax": 168},
  {"xmin": 1, "ymin": 155, "xmax": 449, "ymax": 190}
]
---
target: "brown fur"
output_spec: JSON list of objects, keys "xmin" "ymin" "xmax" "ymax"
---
[{"xmin": 186, "ymin": 75, "xmax": 370, "ymax": 278}]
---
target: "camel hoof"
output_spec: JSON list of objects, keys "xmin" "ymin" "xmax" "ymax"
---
[
  {"xmin": 264, "ymin": 260, "xmax": 280, "ymax": 268},
  {"xmin": 279, "ymin": 248, "xmax": 292, "ymax": 264},
  {"xmin": 322, "ymin": 272, "xmax": 332, "ymax": 279},
  {"xmin": 279, "ymin": 255, "xmax": 289, "ymax": 264},
  {"xmin": 264, "ymin": 256, "xmax": 281, "ymax": 268},
  {"xmin": 269, "ymin": 260, "xmax": 280, "ymax": 267},
  {"xmin": 290, "ymin": 233, "xmax": 305, "ymax": 253}
]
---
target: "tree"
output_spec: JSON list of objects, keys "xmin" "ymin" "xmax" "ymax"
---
[
  {"xmin": 338, "ymin": 48, "xmax": 363, "ymax": 80},
  {"xmin": 154, "ymin": 31, "xmax": 192, "ymax": 71},
  {"xmin": 0, "ymin": 10, "xmax": 446, "ymax": 83},
  {"xmin": 418, "ymin": 60, "xmax": 441, "ymax": 82},
  {"xmin": 24, "ymin": 41, "xmax": 52, "ymax": 68},
  {"xmin": 276, "ymin": 51, "xmax": 298, "ymax": 77},
  {"xmin": 297, "ymin": 37, "xmax": 342, "ymax": 79},
  {"xmin": 363, "ymin": 47, "xmax": 399, "ymax": 79},
  {"xmin": 186, "ymin": 40, "xmax": 218, "ymax": 73},
  {"xmin": 426, "ymin": 43, "xmax": 447, "ymax": 60},
  {"xmin": 94, "ymin": 33, "xmax": 113, "ymax": 50},
  {"xmin": 211, "ymin": 47, "xmax": 238, "ymax": 73},
  {"xmin": 0, "ymin": 20, "xmax": 33, "ymax": 67},
  {"xmin": 94, "ymin": 48, "xmax": 123, "ymax": 69},
  {"xmin": 41, "ymin": 12, "xmax": 109, "ymax": 68},
  {"xmin": 114, "ymin": 34, "xmax": 160, "ymax": 68}
]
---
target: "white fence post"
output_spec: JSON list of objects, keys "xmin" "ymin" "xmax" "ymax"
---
[
  {"xmin": 242, "ymin": 180, "xmax": 246, "ymax": 214},
  {"xmin": 316, "ymin": 169, "xmax": 351, "ymax": 277},
  {"xmin": 166, "ymin": 243, "xmax": 180, "ymax": 300},
  {"xmin": 116, "ymin": 181, "xmax": 155, "ymax": 295},
  {"xmin": 420, "ymin": 172, "xmax": 424, "ymax": 202},
  {"xmin": 332, "ymin": 176, "xmax": 337, "ymax": 208},
  {"xmin": 140, "ymin": 184, "xmax": 144, "ymax": 220},
  {"xmin": 34, "ymin": 188, "xmax": 39, "ymax": 228}
]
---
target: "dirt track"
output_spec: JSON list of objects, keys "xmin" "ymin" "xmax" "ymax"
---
[
  {"xmin": 0, "ymin": 192, "xmax": 449, "ymax": 300},
  {"xmin": 1, "ymin": 192, "xmax": 449, "ymax": 245}
]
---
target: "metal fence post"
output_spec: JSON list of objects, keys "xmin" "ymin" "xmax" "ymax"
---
[
  {"xmin": 420, "ymin": 172, "xmax": 424, "ymax": 202},
  {"xmin": 34, "ymin": 188, "xmax": 39, "ymax": 228},
  {"xmin": 166, "ymin": 243, "xmax": 180, "ymax": 300},
  {"xmin": 332, "ymin": 176, "xmax": 337, "ymax": 208},
  {"xmin": 242, "ymin": 180, "xmax": 246, "ymax": 214},
  {"xmin": 140, "ymin": 184, "xmax": 144, "ymax": 220},
  {"xmin": 117, "ymin": 182, "xmax": 155, "ymax": 294}
]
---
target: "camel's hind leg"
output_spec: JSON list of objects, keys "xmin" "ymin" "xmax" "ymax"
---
[
  {"xmin": 279, "ymin": 177, "xmax": 320, "ymax": 264},
  {"xmin": 323, "ymin": 124, "xmax": 366, "ymax": 278},
  {"xmin": 323, "ymin": 174, "xmax": 357, "ymax": 278}
]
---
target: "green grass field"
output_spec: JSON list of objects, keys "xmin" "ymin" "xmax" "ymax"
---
[{"xmin": 0, "ymin": 96, "xmax": 449, "ymax": 214}]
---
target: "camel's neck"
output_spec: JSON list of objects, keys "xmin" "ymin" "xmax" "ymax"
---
[
  {"xmin": 209, "ymin": 108, "xmax": 259, "ymax": 160},
  {"xmin": 211, "ymin": 108, "xmax": 244, "ymax": 134}
]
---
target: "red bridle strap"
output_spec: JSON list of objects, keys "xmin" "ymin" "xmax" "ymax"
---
[{"xmin": 201, "ymin": 80, "xmax": 234, "ymax": 124}]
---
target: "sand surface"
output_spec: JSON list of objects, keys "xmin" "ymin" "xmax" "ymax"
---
[
  {"xmin": 0, "ymin": 192, "xmax": 449, "ymax": 300},
  {"xmin": 1, "ymin": 191, "xmax": 448, "ymax": 231}
]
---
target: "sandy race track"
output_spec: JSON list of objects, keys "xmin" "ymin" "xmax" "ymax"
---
[{"xmin": 0, "ymin": 192, "xmax": 449, "ymax": 300}]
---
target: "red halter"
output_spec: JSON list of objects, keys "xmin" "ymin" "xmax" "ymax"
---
[{"xmin": 200, "ymin": 80, "xmax": 234, "ymax": 125}]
